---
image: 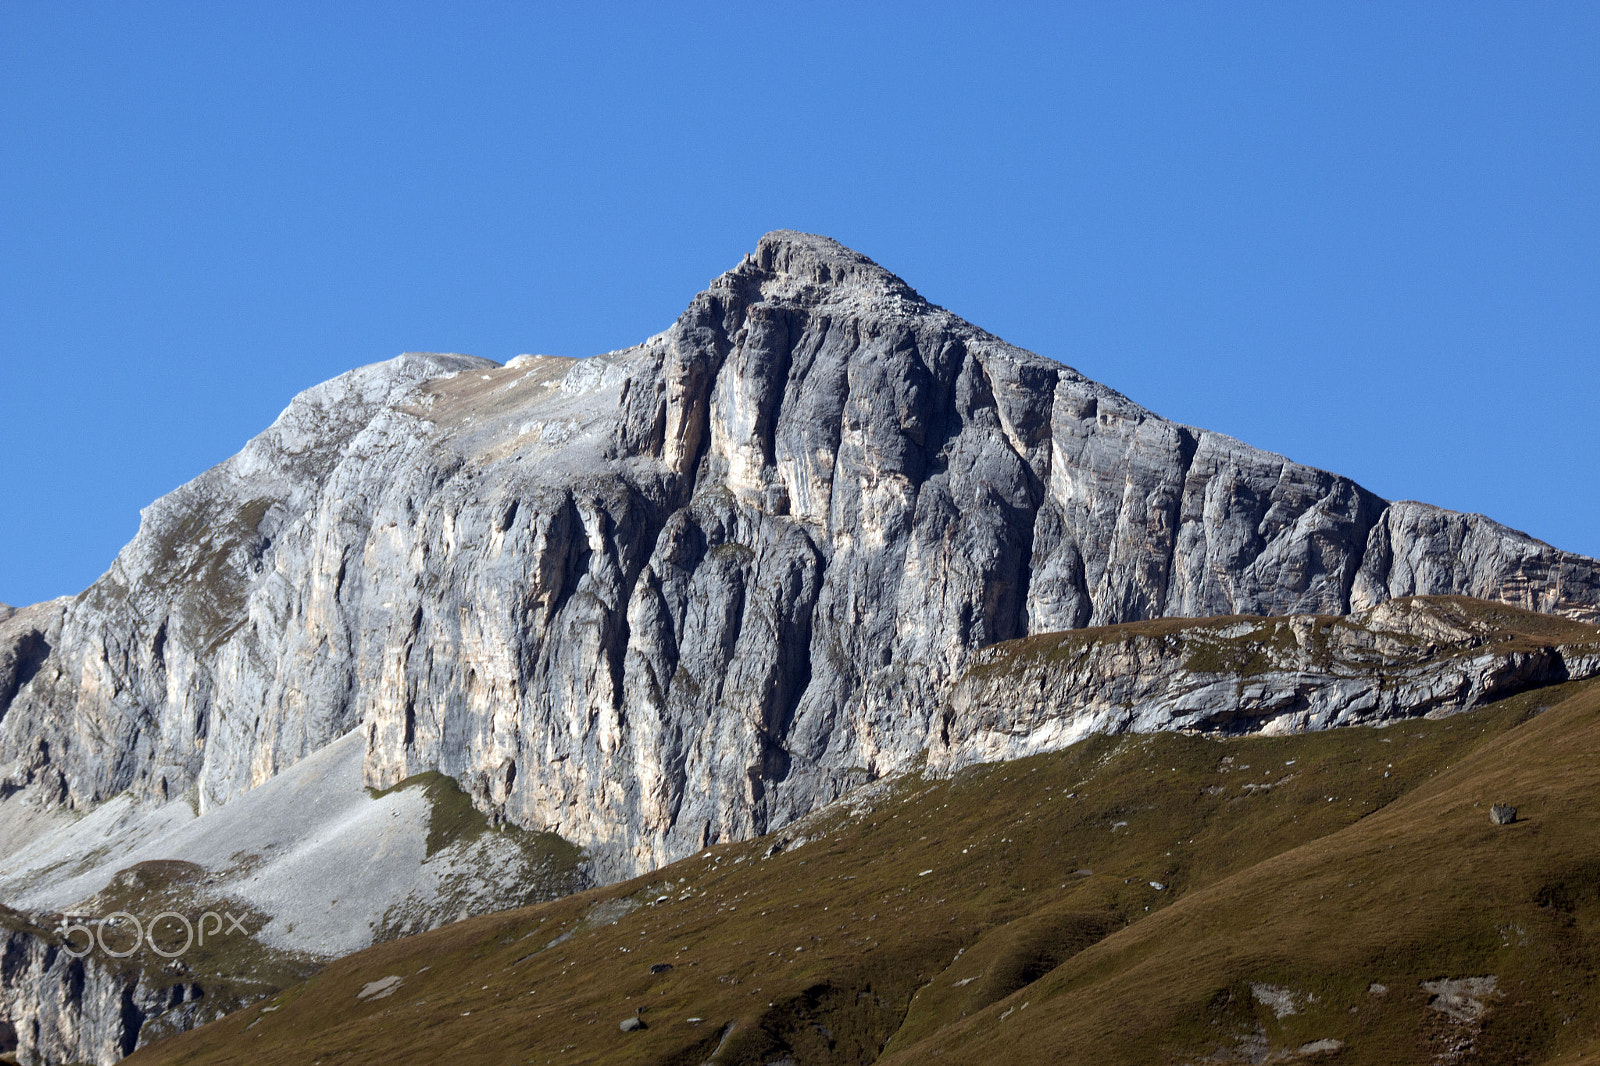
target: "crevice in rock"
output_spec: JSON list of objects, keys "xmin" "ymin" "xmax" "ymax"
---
[
  {"xmin": 1156, "ymin": 425, "xmax": 1202, "ymax": 619},
  {"xmin": 1344, "ymin": 494, "xmax": 1395, "ymax": 611},
  {"xmin": 0, "ymin": 629, "xmax": 51, "ymax": 721}
]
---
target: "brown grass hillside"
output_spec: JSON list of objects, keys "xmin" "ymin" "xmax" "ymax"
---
[{"xmin": 124, "ymin": 671, "xmax": 1600, "ymax": 1065}]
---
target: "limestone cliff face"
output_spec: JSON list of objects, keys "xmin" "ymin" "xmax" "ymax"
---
[
  {"xmin": 934, "ymin": 596, "xmax": 1600, "ymax": 773},
  {"xmin": 0, "ymin": 913, "xmax": 215, "ymax": 1066},
  {"xmin": 2, "ymin": 232, "xmax": 1597, "ymax": 880}
]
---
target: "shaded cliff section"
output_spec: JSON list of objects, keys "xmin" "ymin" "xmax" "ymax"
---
[
  {"xmin": 0, "ymin": 908, "xmax": 214, "ymax": 1066},
  {"xmin": 1, "ymin": 231, "xmax": 1597, "ymax": 880}
]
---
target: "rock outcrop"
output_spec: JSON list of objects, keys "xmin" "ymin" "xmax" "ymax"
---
[
  {"xmin": 0, "ymin": 726, "xmax": 588, "ymax": 1065},
  {"xmin": 934, "ymin": 596, "xmax": 1600, "ymax": 773},
  {"xmin": 0, "ymin": 910, "xmax": 215, "ymax": 1066},
  {"xmin": 2, "ymin": 231, "xmax": 1598, "ymax": 888}
]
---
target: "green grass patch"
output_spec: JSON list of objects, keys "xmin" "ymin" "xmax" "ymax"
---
[{"xmin": 368, "ymin": 769, "xmax": 587, "ymax": 868}]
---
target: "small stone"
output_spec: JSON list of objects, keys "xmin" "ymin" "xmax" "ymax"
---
[
  {"xmin": 1490, "ymin": 804, "xmax": 1517, "ymax": 825},
  {"xmin": 619, "ymin": 1016, "xmax": 645, "ymax": 1032}
]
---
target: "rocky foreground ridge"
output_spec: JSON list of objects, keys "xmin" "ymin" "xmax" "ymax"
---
[
  {"xmin": 936, "ymin": 595, "xmax": 1600, "ymax": 772},
  {"xmin": 2, "ymin": 231, "xmax": 1598, "ymax": 887}
]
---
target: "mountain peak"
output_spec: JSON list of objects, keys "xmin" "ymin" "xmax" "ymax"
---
[{"xmin": 719, "ymin": 230, "xmax": 924, "ymax": 306}]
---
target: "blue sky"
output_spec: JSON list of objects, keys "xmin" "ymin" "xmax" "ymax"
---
[{"xmin": 2, "ymin": 2, "xmax": 1596, "ymax": 607}]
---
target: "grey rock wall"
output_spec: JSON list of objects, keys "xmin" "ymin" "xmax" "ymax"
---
[
  {"xmin": 933, "ymin": 596, "xmax": 1600, "ymax": 773},
  {"xmin": 1352, "ymin": 500, "xmax": 1600, "ymax": 619},
  {"xmin": 1, "ymin": 231, "xmax": 1597, "ymax": 885},
  {"xmin": 0, "ymin": 913, "xmax": 215, "ymax": 1066}
]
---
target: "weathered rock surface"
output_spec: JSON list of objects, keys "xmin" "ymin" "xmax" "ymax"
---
[
  {"xmin": 1351, "ymin": 502, "xmax": 1600, "ymax": 618},
  {"xmin": 2, "ymin": 231, "xmax": 1598, "ymax": 890},
  {"xmin": 0, "ymin": 910, "xmax": 214, "ymax": 1066},
  {"xmin": 933, "ymin": 596, "xmax": 1600, "ymax": 773},
  {"xmin": 0, "ymin": 730, "xmax": 586, "ymax": 956},
  {"xmin": 0, "ymin": 727, "xmax": 586, "ymax": 1063}
]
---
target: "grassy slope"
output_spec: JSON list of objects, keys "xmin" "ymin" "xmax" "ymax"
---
[
  {"xmin": 884, "ymin": 677, "xmax": 1600, "ymax": 1065},
  {"xmin": 125, "ymin": 674, "xmax": 1600, "ymax": 1066}
]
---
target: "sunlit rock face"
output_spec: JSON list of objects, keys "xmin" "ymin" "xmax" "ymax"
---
[
  {"xmin": 2, "ymin": 230, "xmax": 1597, "ymax": 880},
  {"xmin": 933, "ymin": 596, "xmax": 1600, "ymax": 774}
]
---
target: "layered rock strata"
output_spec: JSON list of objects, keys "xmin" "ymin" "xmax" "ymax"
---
[{"xmin": 935, "ymin": 596, "xmax": 1600, "ymax": 772}]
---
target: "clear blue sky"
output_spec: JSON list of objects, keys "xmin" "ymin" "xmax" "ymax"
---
[{"xmin": 2, "ymin": 3, "xmax": 1596, "ymax": 608}]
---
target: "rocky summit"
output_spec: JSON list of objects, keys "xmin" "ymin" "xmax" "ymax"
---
[
  {"xmin": 2, "ymin": 231, "xmax": 1598, "ymax": 880},
  {"xmin": 2, "ymin": 232, "xmax": 1599, "ymax": 1063}
]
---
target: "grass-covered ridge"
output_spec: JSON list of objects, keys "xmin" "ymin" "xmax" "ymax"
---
[
  {"xmin": 126, "ymin": 671, "xmax": 1600, "ymax": 1065},
  {"xmin": 972, "ymin": 595, "xmax": 1600, "ymax": 682},
  {"xmin": 366, "ymin": 770, "xmax": 584, "ymax": 868},
  {"xmin": 936, "ymin": 596, "xmax": 1600, "ymax": 766}
]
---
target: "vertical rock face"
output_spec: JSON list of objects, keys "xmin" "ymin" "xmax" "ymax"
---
[
  {"xmin": 1351, "ymin": 500, "xmax": 1600, "ymax": 616},
  {"xmin": 0, "ymin": 915, "xmax": 213, "ymax": 1066},
  {"xmin": 1, "ymin": 231, "xmax": 1597, "ymax": 882}
]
